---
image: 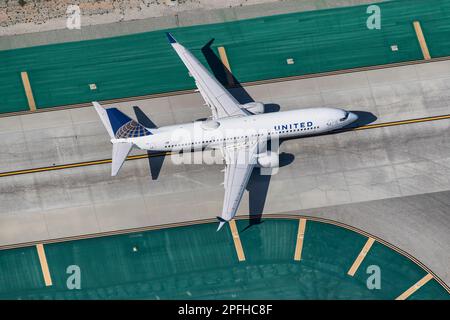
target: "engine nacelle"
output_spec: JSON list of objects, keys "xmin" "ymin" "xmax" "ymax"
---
[
  {"xmin": 257, "ymin": 151, "xmax": 279, "ymax": 168},
  {"xmin": 242, "ymin": 102, "xmax": 264, "ymax": 114}
]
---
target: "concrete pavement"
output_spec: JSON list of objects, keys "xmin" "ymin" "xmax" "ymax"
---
[{"xmin": 0, "ymin": 59, "xmax": 449, "ymax": 284}]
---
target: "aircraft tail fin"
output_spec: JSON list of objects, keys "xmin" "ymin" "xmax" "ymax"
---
[
  {"xmin": 93, "ymin": 101, "xmax": 115, "ymax": 138},
  {"xmin": 93, "ymin": 101, "xmax": 152, "ymax": 176},
  {"xmin": 92, "ymin": 101, "xmax": 152, "ymax": 139}
]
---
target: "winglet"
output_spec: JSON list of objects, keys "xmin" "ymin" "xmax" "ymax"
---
[
  {"xmin": 166, "ymin": 32, "xmax": 177, "ymax": 44},
  {"xmin": 216, "ymin": 216, "xmax": 228, "ymax": 231}
]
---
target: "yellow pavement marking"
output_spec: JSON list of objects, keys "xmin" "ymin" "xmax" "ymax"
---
[
  {"xmin": 20, "ymin": 71, "xmax": 36, "ymax": 111},
  {"xmin": 0, "ymin": 152, "xmax": 168, "ymax": 178},
  {"xmin": 396, "ymin": 274, "xmax": 433, "ymax": 300},
  {"xmin": 1, "ymin": 114, "xmax": 450, "ymax": 178},
  {"xmin": 218, "ymin": 46, "xmax": 235, "ymax": 86},
  {"xmin": 413, "ymin": 21, "xmax": 431, "ymax": 60},
  {"xmin": 229, "ymin": 219, "xmax": 245, "ymax": 261},
  {"xmin": 36, "ymin": 244, "xmax": 52, "ymax": 286},
  {"xmin": 353, "ymin": 114, "xmax": 450, "ymax": 130},
  {"xmin": 294, "ymin": 218, "xmax": 307, "ymax": 261},
  {"xmin": 347, "ymin": 237, "xmax": 375, "ymax": 276}
]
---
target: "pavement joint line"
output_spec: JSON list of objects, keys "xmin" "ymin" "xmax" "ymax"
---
[
  {"xmin": 36, "ymin": 243, "xmax": 52, "ymax": 286},
  {"xmin": 347, "ymin": 237, "xmax": 375, "ymax": 276},
  {"xmin": 294, "ymin": 218, "xmax": 307, "ymax": 261},
  {"xmin": 395, "ymin": 273, "xmax": 434, "ymax": 300},
  {"xmin": 20, "ymin": 71, "xmax": 36, "ymax": 111},
  {"xmin": 229, "ymin": 219, "xmax": 246, "ymax": 262},
  {"xmin": 413, "ymin": 21, "xmax": 431, "ymax": 61},
  {"xmin": 1, "ymin": 113, "xmax": 450, "ymax": 178}
]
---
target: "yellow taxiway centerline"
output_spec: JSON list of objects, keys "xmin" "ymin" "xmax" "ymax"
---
[
  {"xmin": 0, "ymin": 152, "xmax": 169, "ymax": 177},
  {"xmin": 396, "ymin": 273, "xmax": 434, "ymax": 300},
  {"xmin": 36, "ymin": 243, "xmax": 53, "ymax": 286},
  {"xmin": 353, "ymin": 114, "xmax": 450, "ymax": 130},
  {"xmin": 294, "ymin": 218, "xmax": 307, "ymax": 261},
  {"xmin": 1, "ymin": 114, "xmax": 450, "ymax": 178},
  {"xmin": 229, "ymin": 219, "xmax": 246, "ymax": 262},
  {"xmin": 347, "ymin": 237, "xmax": 375, "ymax": 276}
]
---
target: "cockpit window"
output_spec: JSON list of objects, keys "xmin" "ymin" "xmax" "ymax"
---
[{"xmin": 340, "ymin": 111, "xmax": 349, "ymax": 122}]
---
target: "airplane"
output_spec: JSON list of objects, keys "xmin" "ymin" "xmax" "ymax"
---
[{"xmin": 93, "ymin": 32, "xmax": 358, "ymax": 231}]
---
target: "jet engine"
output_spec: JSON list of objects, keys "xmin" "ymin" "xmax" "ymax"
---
[
  {"xmin": 241, "ymin": 102, "xmax": 264, "ymax": 114},
  {"xmin": 257, "ymin": 151, "xmax": 279, "ymax": 168}
]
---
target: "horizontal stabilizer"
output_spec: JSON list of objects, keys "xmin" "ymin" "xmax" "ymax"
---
[{"xmin": 112, "ymin": 142, "xmax": 133, "ymax": 176}]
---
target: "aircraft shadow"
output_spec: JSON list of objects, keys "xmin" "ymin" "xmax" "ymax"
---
[
  {"xmin": 133, "ymin": 106, "xmax": 165, "ymax": 180},
  {"xmin": 242, "ymin": 150, "xmax": 295, "ymax": 232},
  {"xmin": 342, "ymin": 111, "xmax": 378, "ymax": 130},
  {"xmin": 201, "ymin": 38, "xmax": 280, "ymax": 113},
  {"xmin": 244, "ymin": 168, "xmax": 270, "ymax": 230}
]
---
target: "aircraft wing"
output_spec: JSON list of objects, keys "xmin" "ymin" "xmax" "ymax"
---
[
  {"xmin": 217, "ymin": 139, "xmax": 263, "ymax": 230},
  {"xmin": 166, "ymin": 33, "xmax": 248, "ymax": 119}
]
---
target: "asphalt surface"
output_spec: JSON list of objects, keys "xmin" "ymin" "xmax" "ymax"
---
[{"xmin": 0, "ymin": 59, "xmax": 449, "ymax": 284}]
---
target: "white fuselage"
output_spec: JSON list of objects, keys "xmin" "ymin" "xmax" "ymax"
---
[{"xmin": 121, "ymin": 107, "xmax": 357, "ymax": 151}]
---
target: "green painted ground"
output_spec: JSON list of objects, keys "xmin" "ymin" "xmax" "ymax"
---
[
  {"xmin": 0, "ymin": 219, "xmax": 448, "ymax": 300},
  {"xmin": 1, "ymin": 0, "xmax": 450, "ymax": 113}
]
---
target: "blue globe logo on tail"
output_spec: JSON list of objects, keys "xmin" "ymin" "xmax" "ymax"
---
[{"xmin": 105, "ymin": 108, "xmax": 152, "ymax": 138}]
